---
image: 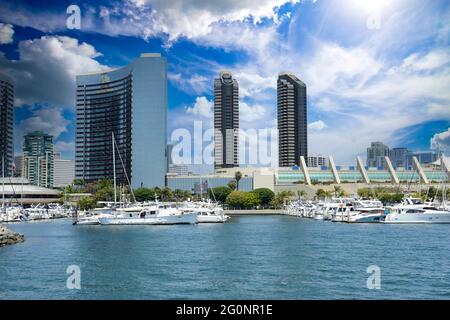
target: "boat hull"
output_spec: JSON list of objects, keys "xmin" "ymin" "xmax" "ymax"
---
[
  {"xmin": 98, "ymin": 213, "xmax": 197, "ymax": 225},
  {"xmin": 383, "ymin": 212, "xmax": 450, "ymax": 224},
  {"xmin": 197, "ymin": 215, "xmax": 230, "ymax": 223},
  {"xmin": 348, "ymin": 214, "xmax": 386, "ymax": 223}
]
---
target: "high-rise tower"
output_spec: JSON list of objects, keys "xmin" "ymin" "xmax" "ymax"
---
[
  {"xmin": 214, "ymin": 71, "xmax": 239, "ymax": 169},
  {"xmin": 76, "ymin": 53, "xmax": 167, "ymax": 188},
  {"xmin": 277, "ymin": 72, "xmax": 308, "ymax": 167},
  {"xmin": 0, "ymin": 73, "xmax": 14, "ymax": 177}
]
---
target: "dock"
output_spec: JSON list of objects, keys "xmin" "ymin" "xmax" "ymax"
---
[{"xmin": 224, "ymin": 209, "xmax": 283, "ymax": 216}]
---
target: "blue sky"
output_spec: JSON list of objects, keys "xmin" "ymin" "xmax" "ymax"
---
[{"xmin": 0, "ymin": 0, "xmax": 449, "ymax": 170}]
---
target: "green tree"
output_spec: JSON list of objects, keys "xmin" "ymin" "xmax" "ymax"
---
[
  {"xmin": 235, "ymin": 171, "xmax": 243, "ymax": 191},
  {"xmin": 77, "ymin": 196, "xmax": 96, "ymax": 211},
  {"xmin": 134, "ymin": 187, "xmax": 155, "ymax": 202},
  {"xmin": 357, "ymin": 188, "xmax": 370, "ymax": 198},
  {"xmin": 160, "ymin": 187, "xmax": 173, "ymax": 201},
  {"xmin": 243, "ymin": 192, "xmax": 261, "ymax": 209},
  {"xmin": 225, "ymin": 191, "xmax": 247, "ymax": 209},
  {"xmin": 94, "ymin": 179, "xmax": 115, "ymax": 202},
  {"xmin": 208, "ymin": 186, "xmax": 232, "ymax": 203},
  {"xmin": 333, "ymin": 185, "xmax": 343, "ymax": 197},
  {"xmin": 271, "ymin": 190, "xmax": 295, "ymax": 209},
  {"xmin": 297, "ymin": 190, "xmax": 307, "ymax": 199},
  {"xmin": 316, "ymin": 188, "xmax": 327, "ymax": 199},
  {"xmin": 252, "ymin": 188, "xmax": 275, "ymax": 207}
]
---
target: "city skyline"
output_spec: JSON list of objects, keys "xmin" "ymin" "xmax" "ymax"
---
[{"xmin": 0, "ymin": 0, "xmax": 449, "ymax": 171}]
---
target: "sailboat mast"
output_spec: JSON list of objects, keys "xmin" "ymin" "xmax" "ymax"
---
[
  {"xmin": 2, "ymin": 155, "xmax": 5, "ymax": 211},
  {"xmin": 112, "ymin": 132, "xmax": 117, "ymax": 207}
]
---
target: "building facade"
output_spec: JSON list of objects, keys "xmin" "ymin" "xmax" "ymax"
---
[
  {"xmin": 14, "ymin": 155, "xmax": 23, "ymax": 177},
  {"xmin": 389, "ymin": 147, "xmax": 409, "ymax": 168},
  {"xmin": 406, "ymin": 151, "xmax": 440, "ymax": 169},
  {"xmin": 76, "ymin": 53, "xmax": 167, "ymax": 188},
  {"xmin": 0, "ymin": 73, "xmax": 14, "ymax": 177},
  {"xmin": 168, "ymin": 164, "xmax": 189, "ymax": 175},
  {"xmin": 54, "ymin": 158, "xmax": 75, "ymax": 188},
  {"xmin": 214, "ymin": 71, "xmax": 239, "ymax": 169},
  {"xmin": 23, "ymin": 131, "xmax": 54, "ymax": 188},
  {"xmin": 307, "ymin": 155, "xmax": 328, "ymax": 168},
  {"xmin": 366, "ymin": 141, "xmax": 390, "ymax": 168},
  {"xmin": 277, "ymin": 72, "xmax": 308, "ymax": 167}
]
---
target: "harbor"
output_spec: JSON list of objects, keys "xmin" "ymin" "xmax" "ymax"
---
[{"xmin": 1, "ymin": 216, "xmax": 450, "ymax": 299}]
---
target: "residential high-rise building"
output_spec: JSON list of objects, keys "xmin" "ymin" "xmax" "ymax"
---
[
  {"xmin": 277, "ymin": 72, "xmax": 308, "ymax": 167},
  {"xmin": 307, "ymin": 155, "xmax": 328, "ymax": 168},
  {"xmin": 366, "ymin": 142, "xmax": 390, "ymax": 169},
  {"xmin": 76, "ymin": 53, "xmax": 167, "ymax": 188},
  {"xmin": 214, "ymin": 71, "xmax": 239, "ymax": 169},
  {"xmin": 0, "ymin": 73, "xmax": 14, "ymax": 177},
  {"xmin": 389, "ymin": 147, "xmax": 410, "ymax": 168},
  {"xmin": 23, "ymin": 131, "xmax": 54, "ymax": 188}
]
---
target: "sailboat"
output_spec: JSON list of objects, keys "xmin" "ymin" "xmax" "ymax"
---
[
  {"xmin": 383, "ymin": 159, "xmax": 450, "ymax": 224},
  {"xmin": 95, "ymin": 132, "xmax": 197, "ymax": 226}
]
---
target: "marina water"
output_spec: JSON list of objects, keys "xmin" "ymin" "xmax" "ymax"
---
[{"xmin": 1, "ymin": 216, "xmax": 450, "ymax": 299}]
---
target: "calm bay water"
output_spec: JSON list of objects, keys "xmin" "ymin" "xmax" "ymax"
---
[{"xmin": 1, "ymin": 216, "xmax": 450, "ymax": 299}]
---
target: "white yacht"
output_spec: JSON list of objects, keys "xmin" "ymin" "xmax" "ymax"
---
[
  {"xmin": 182, "ymin": 201, "xmax": 230, "ymax": 223},
  {"xmin": 347, "ymin": 207, "xmax": 386, "ymax": 223},
  {"xmin": 331, "ymin": 204, "xmax": 358, "ymax": 222},
  {"xmin": 98, "ymin": 203, "xmax": 197, "ymax": 225},
  {"xmin": 73, "ymin": 208, "xmax": 116, "ymax": 225},
  {"xmin": 383, "ymin": 206, "xmax": 450, "ymax": 224}
]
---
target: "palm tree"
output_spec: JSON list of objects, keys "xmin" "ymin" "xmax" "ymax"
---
[
  {"xmin": 333, "ymin": 185, "xmax": 342, "ymax": 197},
  {"xmin": 235, "ymin": 171, "xmax": 242, "ymax": 191},
  {"xmin": 160, "ymin": 187, "xmax": 172, "ymax": 201},
  {"xmin": 227, "ymin": 180, "xmax": 237, "ymax": 190},
  {"xmin": 297, "ymin": 190, "xmax": 307, "ymax": 199}
]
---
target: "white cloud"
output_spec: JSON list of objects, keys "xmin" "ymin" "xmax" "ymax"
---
[
  {"xmin": 18, "ymin": 107, "xmax": 70, "ymax": 139},
  {"xmin": 14, "ymin": 106, "xmax": 73, "ymax": 157},
  {"xmin": 0, "ymin": 0, "xmax": 297, "ymax": 43},
  {"xmin": 431, "ymin": 128, "xmax": 450, "ymax": 151},
  {"xmin": 308, "ymin": 120, "xmax": 327, "ymax": 131},
  {"xmin": 169, "ymin": 73, "xmax": 211, "ymax": 95},
  {"xmin": 0, "ymin": 23, "xmax": 14, "ymax": 44},
  {"xmin": 235, "ymin": 71, "xmax": 276, "ymax": 98},
  {"xmin": 400, "ymin": 49, "xmax": 450, "ymax": 73},
  {"xmin": 186, "ymin": 96, "xmax": 213, "ymax": 118},
  {"xmin": 240, "ymin": 102, "xmax": 267, "ymax": 123},
  {"xmin": 0, "ymin": 36, "xmax": 108, "ymax": 107},
  {"xmin": 129, "ymin": 0, "xmax": 298, "ymax": 41},
  {"xmin": 55, "ymin": 140, "xmax": 75, "ymax": 152}
]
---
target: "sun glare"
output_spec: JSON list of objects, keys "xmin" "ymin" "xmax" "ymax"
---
[{"xmin": 351, "ymin": 0, "xmax": 391, "ymax": 13}]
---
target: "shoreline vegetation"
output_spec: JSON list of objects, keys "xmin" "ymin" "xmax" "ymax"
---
[
  {"xmin": 0, "ymin": 224, "xmax": 25, "ymax": 246},
  {"xmin": 67, "ymin": 174, "xmax": 449, "ymax": 211}
]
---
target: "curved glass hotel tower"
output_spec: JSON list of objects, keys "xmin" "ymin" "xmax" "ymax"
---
[{"xmin": 75, "ymin": 53, "xmax": 167, "ymax": 188}]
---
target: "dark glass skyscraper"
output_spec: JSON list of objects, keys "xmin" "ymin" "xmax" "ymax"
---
[
  {"xmin": 0, "ymin": 73, "xmax": 14, "ymax": 177},
  {"xmin": 277, "ymin": 72, "xmax": 307, "ymax": 167},
  {"xmin": 214, "ymin": 71, "xmax": 239, "ymax": 169},
  {"xmin": 76, "ymin": 53, "xmax": 167, "ymax": 188}
]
